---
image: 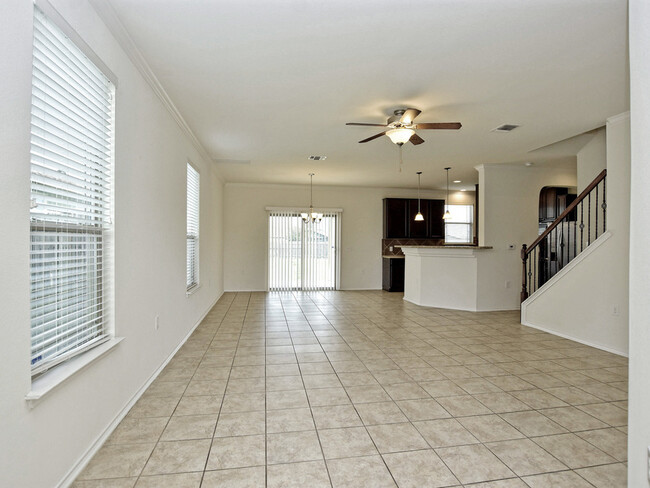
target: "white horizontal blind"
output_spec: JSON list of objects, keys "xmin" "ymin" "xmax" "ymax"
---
[
  {"xmin": 444, "ymin": 204, "xmax": 474, "ymax": 243},
  {"xmin": 186, "ymin": 163, "xmax": 200, "ymax": 291},
  {"xmin": 268, "ymin": 211, "xmax": 339, "ymax": 291},
  {"xmin": 30, "ymin": 7, "xmax": 114, "ymax": 375}
]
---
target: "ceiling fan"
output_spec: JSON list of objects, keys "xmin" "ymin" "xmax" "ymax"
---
[{"xmin": 346, "ymin": 108, "xmax": 461, "ymax": 146}]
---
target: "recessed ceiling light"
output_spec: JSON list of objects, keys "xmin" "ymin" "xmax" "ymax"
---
[
  {"xmin": 524, "ymin": 161, "xmax": 534, "ymax": 167},
  {"xmin": 453, "ymin": 180, "xmax": 461, "ymax": 183},
  {"xmin": 308, "ymin": 155, "xmax": 327, "ymax": 161},
  {"xmin": 460, "ymin": 189, "xmax": 467, "ymax": 192}
]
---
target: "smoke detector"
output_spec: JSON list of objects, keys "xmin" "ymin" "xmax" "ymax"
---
[{"xmin": 308, "ymin": 155, "xmax": 327, "ymax": 161}]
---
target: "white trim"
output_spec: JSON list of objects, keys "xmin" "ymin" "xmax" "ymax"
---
[
  {"xmin": 26, "ymin": 337, "xmax": 124, "ymax": 407},
  {"xmin": 54, "ymin": 291, "xmax": 223, "ymax": 488},
  {"xmin": 520, "ymin": 320, "xmax": 628, "ymax": 357},
  {"xmin": 87, "ymin": 0, "xmax": 222, "ymax": 182},
  {"xmin": 607, "ymin": 111, "xmax": 630, "ymax": 124},
  {"xmin": 265, "ymin": 206, "xmax": 343, "ymax": 213},
  {"xmin": 403, "ymin": 296, "xmax": 517, "ymax": 312},
  {"xmin": 521, "ymin": 231, "xmax": 612, "ymax": 309},
  {"xmin": 34, "ymin": 0, "xmax": 118, "ymax": 86}
]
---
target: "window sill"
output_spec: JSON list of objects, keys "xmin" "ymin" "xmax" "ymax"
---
[
  {"xmin": 186, "ymin": 284, "xmax": 201, "ymax": 297},
  {"xmin": 25, "ymin": 337, "xmax": 124, "ymax": 409}
]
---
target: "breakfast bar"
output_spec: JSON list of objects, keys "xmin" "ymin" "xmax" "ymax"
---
[{"xmin": 399, "ymin": 245, "xmax": 494, "ymax": 311}]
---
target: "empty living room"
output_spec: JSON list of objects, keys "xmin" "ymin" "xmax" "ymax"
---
[{"xmin": 1, "ymin": 0, "xmax": 649, "ymax": 487}]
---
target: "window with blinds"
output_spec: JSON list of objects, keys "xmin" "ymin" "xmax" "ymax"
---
[
  {"xmin": 268, "ymin": 211, "xmax": 339, "ymax": 291},
  {"xmin": 186, "ymin": 163, "xmax": 200, "ymax": 291},
  {"xmin": 444, "ymin": 204, "xmax": 474, "ymax": 243},
  {"xmin": 29, "ymin": 7, "xmax": 114, "ymax": 376}
]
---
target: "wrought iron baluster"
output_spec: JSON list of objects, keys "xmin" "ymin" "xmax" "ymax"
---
[
  {"xmin": 603, "ymin": 178, "xmax": 607, "ymax": 232},
  {"xmin": 534, "ymin": 247, "xmax": 537, "ymax": 293},
  {"xmin": 580, "ymin": 200, "xmax": 584, "ymax": 252},
  {"xmin": 594, "ymin": 185, "xmax": 599, "ymax": 239},
  {"xmin": 587, "ymin": 193, "xmax": 591, "ymax": 246}
]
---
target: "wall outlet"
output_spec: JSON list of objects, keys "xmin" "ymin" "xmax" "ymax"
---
[
  {"xmin": 154, "ymin": 315, "xmax": 160, "ymax": 331},
  {"xmin": 505, "ymin": 280, "xmax": 511, "ymax": 289},
  {"xmin": 647, "ymin": 446, "xmax": 650, "ymax": 481},
  {"xmin": 612, "ymin": 305, "xmax": 620, "ymax": 316}
]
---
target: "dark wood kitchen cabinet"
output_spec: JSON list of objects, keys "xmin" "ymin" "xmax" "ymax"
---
[
  {"xmin": 382, "ymin": 257, "xmax": 405, "ymax": 292},
  {"xmin": 384, "ymin": 198, "xmax": 445, "ymax": 239},
  {"xmin": 383, "ymin": 199, "xmax": 409, "ymax": 238},
  {"xmin": 427, "ymin": 199, "xmax": 445, "ymax": 238}
]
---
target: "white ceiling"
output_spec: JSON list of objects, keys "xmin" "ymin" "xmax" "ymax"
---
[{"xmin": 105, "ymin": 0, "xmax": 628, "ymax": 190}]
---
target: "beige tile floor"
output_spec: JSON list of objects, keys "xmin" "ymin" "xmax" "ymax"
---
[{"xmin": 73, "ymin": 291, "xmax": 628, "ymax": 487}]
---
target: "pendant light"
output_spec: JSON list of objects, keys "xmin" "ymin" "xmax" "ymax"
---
[
  {"xmin": 301, "ymin": 173, "xmax": 323, "ymax": 223},
  {"xmin": 414, "ymin": 171, "xmax": 424, "ymax": 221},
  {"xmin": 442, "ymin": 167, "xmax": 452, "ymax": 220}
]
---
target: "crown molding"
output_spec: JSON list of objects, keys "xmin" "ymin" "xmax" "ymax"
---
[{"xmin": 88, "ymin": 0, "xmax": 223, "ymax": 183}]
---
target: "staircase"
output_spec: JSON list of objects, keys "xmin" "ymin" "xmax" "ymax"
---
[{"xmin": 521, "ymin": 169, "xmax": 607, "ymax": 301}]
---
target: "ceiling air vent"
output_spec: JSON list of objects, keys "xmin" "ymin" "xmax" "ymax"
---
[
  {"xmin": 308, "ymin": 155, "xmax": 327, "ymax": 161},
  {"xmin": 492, "ymin": 124, "xmax": 520, "ymax": 132}
]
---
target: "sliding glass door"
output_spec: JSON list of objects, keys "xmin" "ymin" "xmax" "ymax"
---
[{"xmin": 269, "ymin": 211, "xmax": 339, "ymax": 291}]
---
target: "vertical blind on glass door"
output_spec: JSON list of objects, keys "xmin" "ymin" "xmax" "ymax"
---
[
  {"xmin": 268, "ymin": 211, "xmax": 338, "ymax": 291},
  {"xmin": 29, "ymin": 6, "xmax": 114, "ymax": 375},
  {"xmin": 186, "ymin": 163, "xmax": 200, "ymax": 291}
]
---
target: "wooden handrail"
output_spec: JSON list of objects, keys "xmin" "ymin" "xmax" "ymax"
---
[{"xmin": 524, "ymin": 169, "xmax": 607, "ymax": 256}]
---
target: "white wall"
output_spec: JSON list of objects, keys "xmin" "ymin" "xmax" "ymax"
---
[
  {"xmin": 476, "ymin": 163, "xmax": 577, "ymax": 310},
  {"xmin": 224, "ymin": 183, "xmax": 474, "ymax": 291},
  {"xmin": 0, "ymin": 1, "xmax": 224, "ymax": 487},
  {"xmin": 577, "ymin": 129, "xmax": 607, "ymax": 192},
  {"xmin": 521, "ymin": 114, "xmax": 630, "ymax": 356},
  {"xmin": 628, "ymin": 0, "xmax": 650, "ymax": 485}
]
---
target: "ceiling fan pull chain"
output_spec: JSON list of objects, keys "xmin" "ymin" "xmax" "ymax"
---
[{"xmin": 398, "ymin": 144, "xmax": 403, "ymax": 172}]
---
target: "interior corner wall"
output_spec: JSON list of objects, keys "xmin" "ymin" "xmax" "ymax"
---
[
  {"xmin": 628, "ymin": 0, "xmax": 650, "ymax": 484},
  {"xmin": 475, "ymin": 163, "xmax": 577, "ymax": 311},
  {"xmin": 0, "ymin": 1, "xmax": 224, "ymax": 487},
  {"xmin": 521, "ymin": 114, "xmax": 630, "ymax": 357},
  {"xmin": 577, "ymin": 129, "xmax": 607, "ymax": 192},
  {"xmin": 223, "ymin": 184, "xmax": 474, "ymax": 291}
]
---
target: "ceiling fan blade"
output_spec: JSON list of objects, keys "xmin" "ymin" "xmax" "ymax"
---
[
  {"xmin": 415, "ymin": 122, "xmax": 462, "ymax": 130},
  {"xmin": 346, "ymin": 122, "xmax": 388, "ymax": 127},
  {"xmin": 400, "ymin": 108, "xmax": 422, "ymax": 124},
  {"xmin": 409, "ymin": 133, "xmax": 425, "ymax": 145},
  {"xmin": 358, "ymin": 131, "xmax": 387, "ymax": 143}
]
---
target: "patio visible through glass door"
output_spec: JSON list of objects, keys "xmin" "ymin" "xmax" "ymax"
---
[{"xmin": 268, "ymin": 211, "xmax": 338, "ymax": 291}]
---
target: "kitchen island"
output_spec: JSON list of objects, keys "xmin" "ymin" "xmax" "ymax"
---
[{"xmin": 399, "ymin": 245, "xmax": 495, "ymax": 311}]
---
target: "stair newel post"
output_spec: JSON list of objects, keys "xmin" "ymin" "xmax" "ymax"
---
[{"xmin": 521, "ymin": 244, "xmax": 528, "ymax": 302}]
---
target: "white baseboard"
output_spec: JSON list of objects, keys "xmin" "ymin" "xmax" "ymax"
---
[
  {"xmin": 403, "ymin": 296, "xmax": 518, "ymax": 312},
  {"xmin": 521, "ymin": 319, "xmax": 628, "ymax": 357},
  {"xmin": 57, "ymin": 290, "xmax": 224, "ymax": 488}
]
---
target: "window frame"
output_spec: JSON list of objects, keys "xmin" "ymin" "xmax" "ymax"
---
[
  {"xmin": 29, "ymin": 4, "xmax": 116, "ymax": 378},
  {"xmin": 186, "ymin": 162, "xmax": 200, "ymax": 294},
  {"xmin": 444, "ymin": 204, "xmax": 474, "ymax": 244}
]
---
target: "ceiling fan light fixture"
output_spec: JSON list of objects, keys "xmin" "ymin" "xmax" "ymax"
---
[
  {"xmin": 414, "ymin": 212, "xmax": 424, "ymax": 221},
  {"xmin": 386, "ymin": 128, "xmax": 415, "ymax": 145}
]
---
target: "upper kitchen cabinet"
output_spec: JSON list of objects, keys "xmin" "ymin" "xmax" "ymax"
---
[
  {"xmin": 384, "ymin": 198, "xmax": 445, "ymax": 239},
  {"xmin": 408, "ymin": 199, "xmax": 428, "ymax": 238},
  {"xmin": 384, "ymin": 198, "xmax": 409, "ymax": 238},
  {"xmin": 428, "ymin": 199, "xmax": 445, "ymax": 238}
]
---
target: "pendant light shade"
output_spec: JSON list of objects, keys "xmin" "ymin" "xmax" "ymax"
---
[
  {"xmin": 442, "ymin": 167, "xmax": 452, "ymax": 220},
  {"xmin": 301, "ymin": 173, "xmax": 323, "ymax": 223},
  {"xmin": 415, "ymin": 171, "xmax": 424, "ymax": 221}
]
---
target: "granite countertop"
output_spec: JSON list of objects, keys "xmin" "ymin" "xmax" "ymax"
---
[
  {"xmin": 396, "ymin": 245, "xmax": 493, "ymax": 249},
  {"xmin": 382, "ymin": 255, "xmax": 405, "ymax": 259}
]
